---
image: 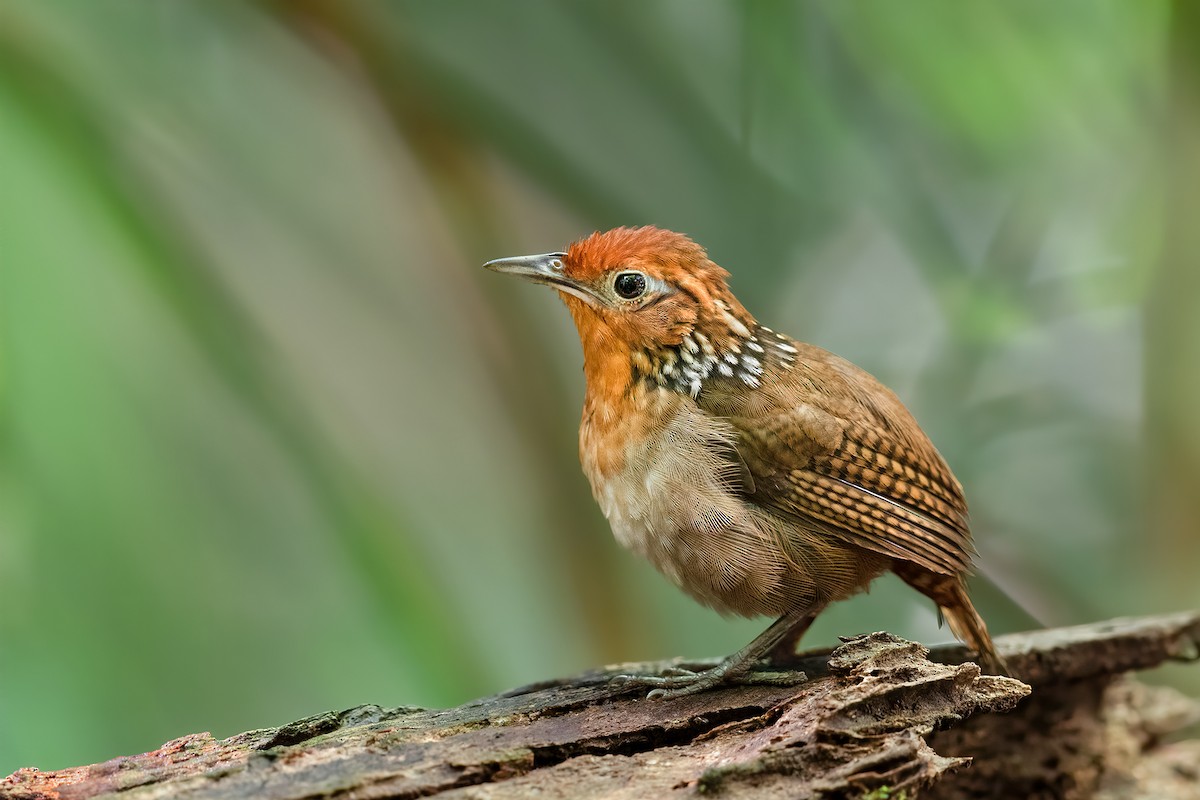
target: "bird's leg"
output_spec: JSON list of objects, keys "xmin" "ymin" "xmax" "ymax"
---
[
  {"xmin": 614, "ymin": 608, "xmax": 816, "ymax": 700},
  {"xmin": 765, "ymin": 611, "xmax": 817, "ymax": 664}
]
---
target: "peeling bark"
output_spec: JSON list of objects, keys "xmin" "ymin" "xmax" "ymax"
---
[{"xmin": 4, "ymin": 612, "xmax": 1199, "ymax": 800}]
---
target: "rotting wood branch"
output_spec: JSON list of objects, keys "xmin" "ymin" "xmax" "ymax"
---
[{"xmin": 5, "ymin": 612, "xmax": 1200, "ymax": 800}]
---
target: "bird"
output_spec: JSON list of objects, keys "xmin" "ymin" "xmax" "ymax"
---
[{"xmin": 484, "ymin": 225, "xmax": 1006, "ymax": 699}]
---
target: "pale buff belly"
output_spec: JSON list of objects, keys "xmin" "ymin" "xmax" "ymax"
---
[
  {"xmin": 580, "ymin": 390, "xmax": 890, "ymax": 617},
  {"xmin": 581, "ymin": 396, "xmax": 806, "ymax": 617}
]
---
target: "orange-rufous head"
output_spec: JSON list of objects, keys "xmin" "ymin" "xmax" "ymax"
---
[{"xmin": 484, "ymin": 227, "xmax": 756, "ymax": 374}]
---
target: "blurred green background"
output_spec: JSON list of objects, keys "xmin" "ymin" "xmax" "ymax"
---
[{"xmin": 2, "ymin": 0, "xmax": 1197, "ymax": 776}]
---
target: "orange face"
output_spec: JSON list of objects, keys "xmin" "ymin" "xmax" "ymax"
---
[{"xmin": 485, "ymin": 226, "xmax": 752, "ymax": 355}]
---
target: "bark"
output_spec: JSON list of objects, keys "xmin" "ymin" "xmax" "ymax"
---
[{"xmin": 4, "ymin": 612, "xmax": 1199, "ymax": 800}]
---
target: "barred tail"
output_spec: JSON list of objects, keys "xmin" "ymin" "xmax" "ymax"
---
[
  {"xmin": 895, "ymin": 565, "xmax": 1009, "ymax": 676},
  {"xmin": 940, "ymin": 583, "xmax": 1008, "ymax": 676}
]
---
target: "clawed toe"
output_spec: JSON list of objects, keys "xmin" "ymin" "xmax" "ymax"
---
[
  {"xmin": 743, "ymin": 669, "xmax": 807, "ymax": 687},
  {"xmin": 659, "ymin": 666, "xmax": 699, "ymax": 678},
  {"xmin": 610, "ymin": 670, "xmax": 700, "ymax": 692},
  {"xmin": 611, "ymin": 666, "xmax": 808, "ymax": 700}
]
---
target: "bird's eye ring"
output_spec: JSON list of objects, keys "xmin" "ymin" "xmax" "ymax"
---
[{"xmin": 613, "ymin": 271, "xmax": 647, "ymax": 300}]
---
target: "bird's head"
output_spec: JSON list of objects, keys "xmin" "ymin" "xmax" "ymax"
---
[{"xmin": 485, "ymin": 227, "xmax": 759, "ymax": 396}]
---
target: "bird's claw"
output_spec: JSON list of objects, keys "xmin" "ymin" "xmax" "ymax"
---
[
  {"xmin": 743, "ymin": 669, "xmax": 808, "ymax": 687},
  {"xmin": 610, "ymin": 669, "xmax": 700, "ymax": 691},
  {"xmin": 610, "ymin": 668, "xmax": 807, "ymax": 700}
]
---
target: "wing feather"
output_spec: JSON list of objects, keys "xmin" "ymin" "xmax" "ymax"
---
[
  {"xmin": 707, "ymin": 334, "xmax": 974, "ymax": 577},
  {"xmin": 781, "ymin": 469, "xmax": 971, "ymax": 574}
]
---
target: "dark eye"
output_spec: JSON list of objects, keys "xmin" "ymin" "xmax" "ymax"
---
[{"xmin": 613, "ymin": 271, "xmax": 647, "ymax": 300}]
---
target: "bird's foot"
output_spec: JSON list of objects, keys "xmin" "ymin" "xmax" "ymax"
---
[{"xmin": 612, "ymin": 664, "xmax": 807, "ymax": 700}]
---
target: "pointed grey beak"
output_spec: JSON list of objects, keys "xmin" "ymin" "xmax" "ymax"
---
[
  {"xmin": 483, "ymin": 252, "xmax": 601, "ymax": 305},
  {"xmin": 483, "ymin": 252, "xmax": 569, "ymax": 281}
]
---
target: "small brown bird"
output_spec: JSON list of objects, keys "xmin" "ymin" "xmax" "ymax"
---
[{"xmin": 485, "ymin": 226, "xmax": 1005, "ymax": 698}]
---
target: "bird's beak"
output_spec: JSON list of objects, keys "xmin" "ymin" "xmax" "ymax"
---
[{"xmin": 483, "ymin": 252, "xmax": 601, "ymax": 306}]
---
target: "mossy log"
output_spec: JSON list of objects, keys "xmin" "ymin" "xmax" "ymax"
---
[{"xmin": 5, "ymin": 612, "xmax": 1199, "ymax": 800}]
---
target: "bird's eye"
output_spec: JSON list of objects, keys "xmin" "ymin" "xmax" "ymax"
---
[{"xmin": 613, "ymin": 271, "xmax": 647, "ymax": 300}]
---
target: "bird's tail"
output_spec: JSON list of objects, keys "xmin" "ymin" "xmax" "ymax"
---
[
  {"xmin": 940, "ymin": 583, "xmax": 1009, "ymax": 676},
  {"xmin": 895, "ymin": 565, "xmax": 1009, "ymax": 676}
]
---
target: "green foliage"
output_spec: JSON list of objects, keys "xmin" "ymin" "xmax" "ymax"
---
[
  {"xmin": 0, "ymin": 0, "xmax": 1191, "ymax": 776},
  {"xmin": 862, "ymin": 786, "xmax": 908, "ymax": 800}
]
